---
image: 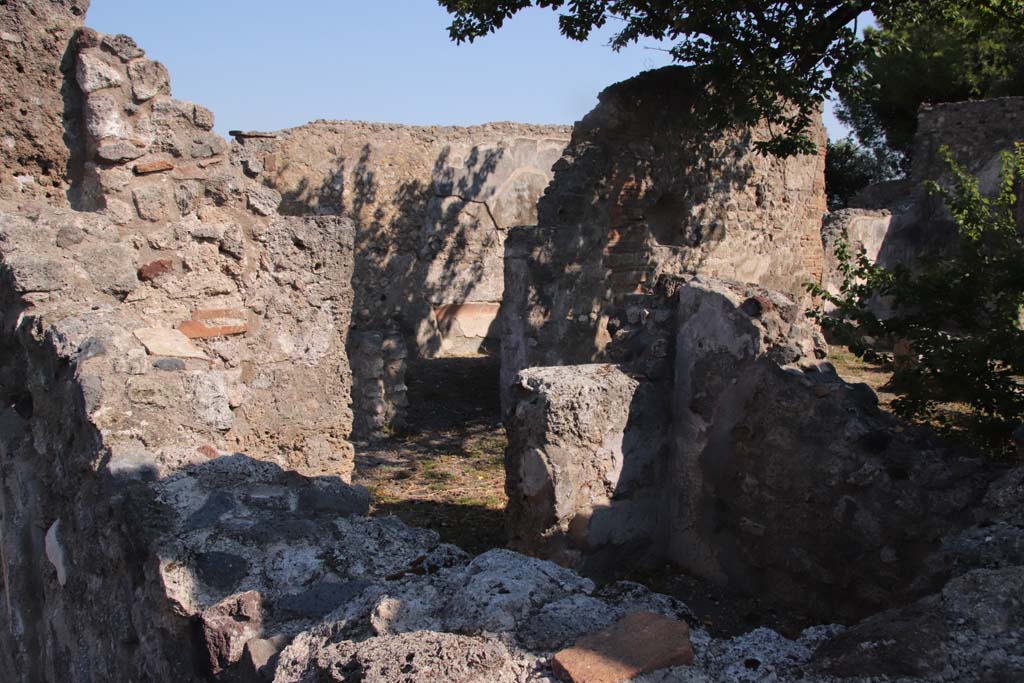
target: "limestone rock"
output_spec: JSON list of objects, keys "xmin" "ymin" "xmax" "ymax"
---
[
  {"xmin": 813, "ymin": 567, "xmax": 1024, "ymax": 682},
  {"xmin": 76, "ymin": 48, "xmax": 124, "ymax": 93},
  {"xmin": 84, "ymin": 93, "xmax": 127, "ymax": 142},
  {"xmin": 100, "ymin": 33, "xmax": 145, "ymax": 61},
  {"xmin": 370, "ymin": 548, "xmax": 595, "ymax": 637},
  {"xmin": 133, "ymin": 184, "xmax": 171, "ymax": 220},
  {"xmin": 275, "ymin": 631, "xmax": 526, "ymax": 683},
  {"xmin": 505, "ymin": 364, "xmax": 669, "ymax": 571},
  {"xmin": 96, "ymin": 139, "xmax": 146, "ymax": 163},
  {"xmin": 77, "ymin": 243, "xmax": 139, "ymax": 296},
  {"xmin": 127, "ymin": 59, "xmax": 170, "ymax": 102},
  {"xmin": 133, "ymin": 327, "xmax": 208, "ymax": 359},
  {"xmin": 186, "ymin": 371, "xmax": 234, "ymax": 430},
  {"xmin": 247, "ymin": 184, "xmax": 282, "ymax": 216},
  {"xmin": 1, "ymin": 253, "xmax": 73, "ymax": 292}
]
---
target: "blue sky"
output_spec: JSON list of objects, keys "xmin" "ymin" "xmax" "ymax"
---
[{"xmin": 86, "ymin": 1, "xmax": 849, "ymax": 139}]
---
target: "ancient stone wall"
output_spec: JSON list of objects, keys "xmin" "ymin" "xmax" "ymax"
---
[
  {"xmin": 912, "ymin": 97, "xmax": 1024, "ymax": 187},
  {"xmin": 0, "ymin": 0, "xmax": 90, "ymax": 203},
  {"xmin": 505, "ymin": 277, "xmax": 1015, "ymax": 625},
  {"xmin": 3, "ymin": 11, "xmax": 1023, "ymax": 682},
  {"xmin": 234, "ymin": 121, "xmax": 570, "ymax": 436},
  {"xmin": 0, "ymin": 23, "xmax": 354, "ymax": 679},
  {"xmin": 501, "ymin": 66, "xmax": 827, "ymax": 410},
  {"xmin": 823, "ymin": 97, "xmax": 1024, "ymax": 299},
  {"xmin": 40, "ymin": 27, "xmax": 358, "ymax": 477}
]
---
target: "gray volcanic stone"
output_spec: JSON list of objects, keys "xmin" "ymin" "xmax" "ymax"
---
[
  {"xmin": 247, "ymin": 184, "xmax": 282, "ymax": 216},
  {"xmin": 275, "ymin": 581, "xmax": 374, "ymax": 620},
  {"xmin": 100, "ymin": 34, "xmax": 145, "ymax": 61},
  {"xmin": 813, "ymin": 567, "xmax": 1024, "ymax": 682},
  {"xmin": 273, "ymin": 631, "xmax": 529, "ymax": 683},
  {"xmin": 195, "ymin": 551, "xmax": 250, "ymax": 593}
]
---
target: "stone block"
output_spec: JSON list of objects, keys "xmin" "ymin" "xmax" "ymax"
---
[
  {"xmin": 551, "ymin": 612, "xmax": 694, "ymax": 683},
  {"xmin": 505, "ymin": 364, "xmax": 668, "ymax": 569},
  {"xmin": 2, "ymin": 254, "xmax": 71, "ymax": 292},
  {"xmin": 100, "ymin": 33, "xmax": 144, "ymax": 61},
  {"xmin": 194, "ymin": 105, "xmax": 215, "ymax": 131},
  {"xmin": 84, "ymin": 93, "xmax": 126, "ymax": 141},
  {"xmin": 186, "ymin": 371, "xmax": 234, "ymax": 430},
  {"xmin": 127, "ymin": 58, "xmax": 169, "ymax": 102},
  {"xmin": 78, "ymin": 244, "xmax": 139, "ymax": 296},
  {"xmin": 96, "ymin": 139, "xmax": 146, "ymax": 163},
  {"xmin": 133, "ymin": 327, "xmax": 208, "ymax": 359},
  {"xmin": 247, "ymin": 184, "xmax": 281, "ymax": 216},
  {"xmin": 75, "ymin": 48, "xmax": 123, "ymax": 92},
  {"xmin": 199, "ymin": 591, "xmax": 263, "ymax": 676},
  {"xmin": 132, "ymin": 184, "xmax": 171, "ymax": 221}
]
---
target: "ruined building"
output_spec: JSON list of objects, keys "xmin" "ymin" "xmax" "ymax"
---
[{"xmin": 0, "ymin": 2, "xmax": 1021, "ymax": 682}]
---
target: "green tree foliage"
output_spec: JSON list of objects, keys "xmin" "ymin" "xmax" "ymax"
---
[
  {"xmin": 808, "ymin": 146, "xmax": 1024, "ymax": 455},
  {"xmin": 438, "ymin": 1, "xmax": 1024, "ymax": 157},
  {"xmin": 835, "ymin": 4, "xmax": 1024, "ymax": 171},
  {"xmin": 825, "ymin": 137, "xmax": 900, "ymax": 209}
]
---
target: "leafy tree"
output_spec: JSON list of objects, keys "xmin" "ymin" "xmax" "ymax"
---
[
  {"xmin": 825, "ymin": 137, "xmax": 900, "ymax": 209},
  {"xmin": 438, "ymin": 1, "xmax": 1024, "ymax": 157},
  {"xmin": 835, "ymin": 4, "xmax": 1024, "ymax": 171},
  {"xmin": 808, "ymin": 145, "xmax": 1024, "ymax": 455}
]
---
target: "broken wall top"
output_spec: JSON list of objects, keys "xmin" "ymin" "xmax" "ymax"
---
[
  {"xmin": 536, "ymin": 65, "xmax": 827, "ymax": 295},
  {"xmin": 501, "ymin": 66, "xmax": 827, "ymax": 399}
]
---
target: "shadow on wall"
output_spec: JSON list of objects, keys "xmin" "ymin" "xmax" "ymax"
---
[
  {"xmin": 61, "ymin": 30, "xmax": 92, "ymax": 210},
  {"xmin": 504, "ymin": 66, "xmax": 761, "ymax": 377},
  {"xmin": 279, "ymin": 142, "xmax": 513, "ymax": 437},
  {"xmin": 279, "ymin": 142, "xmax": 507, "ymax": 357}
]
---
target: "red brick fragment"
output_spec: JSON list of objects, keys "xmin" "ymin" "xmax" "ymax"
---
[
  {"xmin": 134, "ymin": 159, "xmax": 174, "ymax": 175},
  {"xmin": 178, "ymin": 308, "xmax": 248, "ymax": 339},
  {"xmin": 137, "ymin": 258, "xmax": 174, "ymax": 281},
  {"xmin": 552, "ymin": 612, "xmax": 694, "ymax": 683}
]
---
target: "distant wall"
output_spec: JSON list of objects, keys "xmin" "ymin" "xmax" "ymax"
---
[
  {"xmin": 825, "ymin": 97, "xmax": 1024, "ymax": 300},
  {"xmin": 236, "ymin": 121, "xmax": 571, "ymax": 436},
  {"xmin": 912, "ymin": 97, "xmax": 1024, "ymax": 188}
]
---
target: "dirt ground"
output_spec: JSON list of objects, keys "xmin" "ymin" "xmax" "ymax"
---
[{"xmin": 352, "ymin": 355, "xmax": 508, "ymax": 555}]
